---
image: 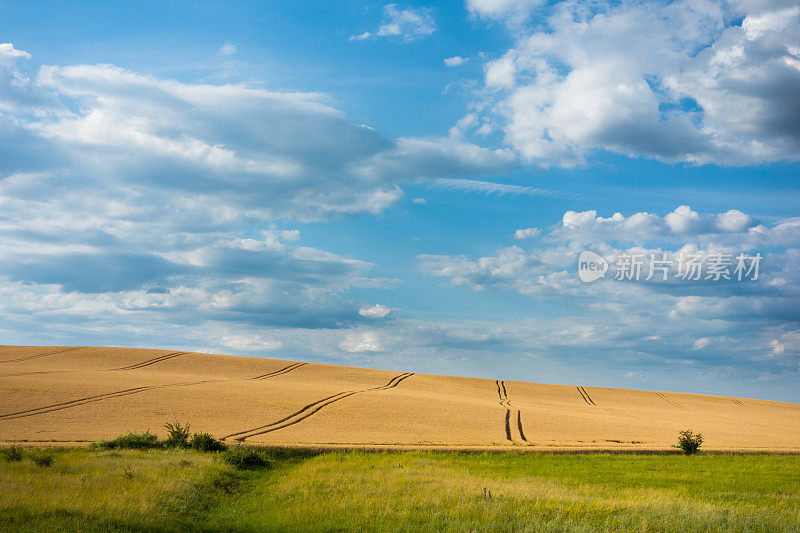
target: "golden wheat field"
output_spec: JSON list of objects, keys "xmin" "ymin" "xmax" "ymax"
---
[{"xmin": 1, "ymin": 345, "xmax": 798, "ymax": 451}]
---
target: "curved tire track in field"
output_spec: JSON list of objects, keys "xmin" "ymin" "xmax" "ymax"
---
[
  {"xmin": 223, "ymin": 372, "xmax": 415, "ymax": 441},
  {"xmin": 112, "ymin": 352, "xmax": 186, "ymax": 371},
  {"xmin": 0, "ymin": 347, "xmax": 82, "ymax": 364},
  {"xmin": 250, "ymin": 362, "xmax": 307, "ymax": 380},
  {"xmin": 0, "ymin": 380, "xmax": 212, "ymax": 421},
  {"xmin": 497, "ymin": 380, "xmax": 527, "ymax": 444}
]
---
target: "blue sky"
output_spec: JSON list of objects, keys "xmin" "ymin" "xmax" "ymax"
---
[{"xmin": 1, "ymin": 0, "xmax": 798, "ymax": 401}]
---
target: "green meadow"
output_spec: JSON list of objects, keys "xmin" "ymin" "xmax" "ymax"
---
[{"xmin": 1, "ymin": 447, "xmax": 799, "ymax": 532}]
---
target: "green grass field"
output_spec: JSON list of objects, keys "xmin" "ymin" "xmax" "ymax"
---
[{"xmin": 2, "ymin": 447, "xmax": 799, "ymax": 532}]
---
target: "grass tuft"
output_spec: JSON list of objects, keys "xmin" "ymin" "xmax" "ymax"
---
[
  {"xmin": 1, "ymin": 447, "xmax": 23, "ymax": 462},
  {"xmin": 30, "ymin": 453, "xmax": 54, "ymax": 467},
  {"xmin": 220, "ymin": 447, "xmax": 272, "ymax": 470}
]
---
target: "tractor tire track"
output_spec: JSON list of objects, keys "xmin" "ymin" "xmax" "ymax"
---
[
  {"xmin": 577, "ymin": 386, "xmax": 596, "ymax": 406},
  {"xmin": 112, "ymin": 352, "xmax": 186, "ymax": 371},
  {"xmin": 223, "ymin": 372, "xmax": 414, "ymax": 441},
  {"xmin": 577, "ymin": 385, "xmax": 638, "ymax": 420},
  {"xmin": 250, "ymin": 362, "xmax": 307, "ymax": 380},
  {"xmin": 516, "ymin": 411, "xmax": 527, "ymax": 441},
  {"xmin": 0, "ymin": 380, "xmax": 212, "ymax": 421},
  {"xmin": 657, "ymin": 392, "xmax": 688, "ymax": 411},
  {"xmin": 0, "ymin": 347, "xmax": 82, "ymax": 364},
  {"xmin": 497, "ymin": 380, "xmax": 527, "ymax": 444}
]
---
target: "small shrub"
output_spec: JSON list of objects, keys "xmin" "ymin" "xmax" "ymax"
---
[
  {"xmin": 190, "ymin": 433, "xmax": 227, "ymax": 453},
  {"xmin": 674, "ymin": 429, "xmax": 703, "ymax": 455},
  {"xmin": 221, "ymin": 446, "xmax": 271, "ymax": 470},
  {"xmin": 92, "ymin": 431, "xmax": 161, "ymax": 450},
  {"xmin": 2, "ymin": 447, "xmax": 23, "ymax": 462},
  {"xmin": 31, "ymin": 453, "xmax": 54, "ymax": 467},
  {"xmin": 122, "ymin": 467, "xmax": 135, "ymax": 480},
  {"xmin": 163, "ymin": 422, "xmax": 191, "ymax": 448}
]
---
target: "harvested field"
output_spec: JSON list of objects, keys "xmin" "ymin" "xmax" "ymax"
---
[{"xmin": 1, "ymin": 345, "xmax": 798, "ymax": 451}]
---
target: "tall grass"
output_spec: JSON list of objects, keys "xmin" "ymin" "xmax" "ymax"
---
[
  {"xmin": 0, "ymin": 448, "xmax": 242, "ymax": 531},
  {"xmin": 1, "ymin": 448, "xmax": 798, "ymax": 532},
  {"xmin": 208, "ymin": 451, "xmax": 800, "ymax": 532}
]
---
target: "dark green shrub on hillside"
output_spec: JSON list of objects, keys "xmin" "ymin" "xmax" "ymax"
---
[
  {"xmin": 2, "ymin": 446, "xmax": 23, "ymax": 462},
  {"xmin": 92, "ymin": 431, "xmax": 161, "ymax": 450},
  {"xmin": 221, "ymin": 447, "xmax": 271, "ymax": 470},
  {"xmin": 674, "ymin": 429, "xmax": 703, "ymax": 455},
  {"xmin": 190, "ymin": 433, "xmax": 227, "ymax": 452},
  {"xmin": 163, "ymin": 422, "xmax": 191, "ymax": 448}
]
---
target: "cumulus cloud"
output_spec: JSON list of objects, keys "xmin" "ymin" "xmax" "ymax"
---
[
  {"xmin": 418, "ymin": 205, "xmax": 800, "ymax": 386},
  {"xmin": 548, "ymin": 205, "xmax": 800, "ymax": 248},
  {"xmin": 467, "ymin": 0, "xmax": 800, "ymax": 165},
  {"xmin": 0, "ymin": 43, "xmax": 31, "ymax": 66},
  {"xmin": 350, "ymin": 4, "xmax": 435, "ymax": 42}
]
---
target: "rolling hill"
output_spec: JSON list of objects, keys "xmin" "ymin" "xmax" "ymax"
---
[{"xmin": 1, "ymin": 346, "xmax": 798, "ymax": 451}]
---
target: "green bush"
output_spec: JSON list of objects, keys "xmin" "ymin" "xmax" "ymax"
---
[
  {"xmin": 163, "ymin": 422, "xmax": 191, "ymax": 448},
  {"xmin": 92, "ymin": 431, "xmax": 161, "ymax": 450},
  {"xmin": 674, "ymin": 429, "xmax": 703, "ymax": 455},
  {"xmin": 31, "ymin": 453, "xmax": 54, "ymax": 467},
  {"xmin": 2, "ymin": 446, "xmax": 23, "ymax": 462},
  {"xmin": 221, "ymin": 446, "xmax": 271, "ymax": 470},
  {"xmin": 190, "ymin": 433, "xmax": 227, "ymax": 452}
]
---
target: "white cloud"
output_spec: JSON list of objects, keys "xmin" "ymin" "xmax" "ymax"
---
[
  {"xmin": 0, "ymin": 46, "xmax": 514, "ymax": 341},
  {"xmin": 2, "ymin": 60, "xmax": 511, "ymax": 221},
  {"xmin": 716, "ymin": 210, "xmax": 754, "ymax": 233},
  {"xmin": 218, "ymin": 43, "xmax": 236, "ymax": 56},
  {"xmin": 0, "ymin": 43, "xmax": 31, "ymax": 66},
  {"xmin": 692, "ymin": 337, "xmax": 711, "ymax": 350},
  {"xmin": 358, "ymin": 304, "xmax": 393, "ymax": 319},
  {"xmin": 468, "ymin": 0, "xmax": 800, "ymax": 165},
  {"xmin": 351, "ymin": 4, "xmax": 436, "ymax": 42},
  {"xmin": 444, "ymin": 56, "xmax": 468, "ymax": 67},
  {"xmin": 466, "ymin": 0, "xmax": 542, "ymax": 24},
  {"xmin": 549, "ymin": 206, "xmax": 800, "ymax": 248},
  {"xmin": 769, "ymin": 339, "xmax": 785, "ymax": 356},
  {"xmin": 484, "ymin": 56, "xmax": 514, "ymax": 89},
  {"xmin": 432, "ymin": 178, "xmax": 551, "ymax": 197},
  {"xmin": 514, "ymin": 227, "xmax": 540, "ymax": 240},
  {"xmin": 340, "ymin": 331, "xmax": 384, "ymax": 353}
]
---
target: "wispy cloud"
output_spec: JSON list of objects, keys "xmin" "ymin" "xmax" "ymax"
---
[
  {"xmin": 350, "ymin": 4, "xmax": 435, "ymax": 42},
  {"xmin": 431, "ymin": 178, "xmax": 555, "ymax": 197},
  {"xmin": 443, "ymin": 56, "xmax": 468, "ymax": 67}
]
